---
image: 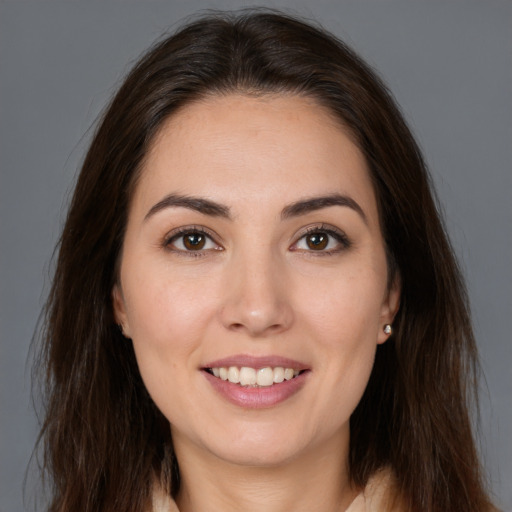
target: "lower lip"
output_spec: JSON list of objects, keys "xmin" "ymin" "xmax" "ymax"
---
[{"xmin": 203, "ymin": 370, "xmax": 309, "ymax": 409}]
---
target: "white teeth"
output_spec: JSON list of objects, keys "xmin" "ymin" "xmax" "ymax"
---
[
  {"xmin": 227, "ymin": 366, "xmax": 240, "ymax": 384},
  {"xmin": 256, "ymin": 367, "xmax": 274, "ymax": 387},
  {"xmin": 273, "ymin": 367, "xmax": 285, "ymax": 383},
  {"xmin": 210, "ymin": 366, "xmax": 302, "ymax": 386},
  {"xmin": 284, "ymin": 368, "xmax": 294, "ymax": 381},
  {"xmin": 239, "ymin": 367, "xmax": 257, "ymax": 386}
]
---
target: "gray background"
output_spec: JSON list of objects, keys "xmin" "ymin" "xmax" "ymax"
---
[{"xmin": 1, "ymin": 1, "xmax": 510, "ymax": 511}]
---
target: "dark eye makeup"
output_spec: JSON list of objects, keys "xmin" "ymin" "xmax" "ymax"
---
[
  {"xmin": 163, "ymin": 226, "xmax": 222, "ymax": 256},
  {"xmin": 163, "ymin": 223, "xmax": 351, "ymax": 256},
  {"xmin": 291, "ymin": 224, "xmax": 351, "ymax": 255}
]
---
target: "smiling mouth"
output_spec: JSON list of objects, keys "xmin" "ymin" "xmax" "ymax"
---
[{"xmin": 204, "ymin": 366, "xmax": 306, "ymax": 387}]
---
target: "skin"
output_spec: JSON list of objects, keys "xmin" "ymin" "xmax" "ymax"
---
[{"xmin": 113, "ymin": 94, "xmax": 400, "ymax": 512}]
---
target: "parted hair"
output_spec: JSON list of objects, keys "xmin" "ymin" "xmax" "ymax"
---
[{"xmin": 36, "ymin": 10, "xmax": 494, "ymax": 512}]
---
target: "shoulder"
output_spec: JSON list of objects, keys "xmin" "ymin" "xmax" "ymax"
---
[
  {"xmin": 346, "ymin": 468, "xmax": 406, "ymax": 512},
  {"xmin": 151, "ymin": 483, "xmax": 179, "ymax": 512}
]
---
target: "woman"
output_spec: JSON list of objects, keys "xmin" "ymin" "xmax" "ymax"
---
[{"xmin": 37, "ymin": 10, "xmax": 496, "ymax": 512}]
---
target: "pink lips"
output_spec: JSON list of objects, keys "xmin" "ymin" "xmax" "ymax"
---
[
  {"xmin": 202, "ymin": 354, "xmax": 310, "ymax": 409},
  {"xmin": 204, "ymin": 354, "xmax": 309, "ymax": 370}
]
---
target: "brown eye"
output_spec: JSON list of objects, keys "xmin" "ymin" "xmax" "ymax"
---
[
  {"xmin": 306, "ymin": 233, "xmax": 328, "ymax": 250},
  {"xmin": 166, "ymin": 229, "xmax": 220, "ymax": 253},
  {"xmin": 292, "ymin": 226, "xmax": 350, "ymax": 254},
  {"xmin": 183, "ymin": 233, "xmax": 206, "ymax": 250}
]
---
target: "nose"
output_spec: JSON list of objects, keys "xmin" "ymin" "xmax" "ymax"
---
[{"xmin": 219, "ymin": 248, "xmax": 294, "ymax": 337}]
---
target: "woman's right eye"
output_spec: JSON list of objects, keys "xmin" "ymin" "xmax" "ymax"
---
[{"xmin": 165, "ymin": 229, "xmax": 221, "ymax": 253}]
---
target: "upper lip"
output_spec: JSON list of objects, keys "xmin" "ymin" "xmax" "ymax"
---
[{"xmin": 203, "ymin": 354, "xmax": 310, "ymax": 370}]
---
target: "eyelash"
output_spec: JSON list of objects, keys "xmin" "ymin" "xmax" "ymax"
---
[
  {"xmin": 163, "ymin": 224, "xmax": 351, "ymax": 256},
  {"xmin": 163, "ymin": 226, "xmax": 222, "ymax": 257},
  {"xmin": 291, "ymin": 224, "xmax": 351, "ymax": 255}
]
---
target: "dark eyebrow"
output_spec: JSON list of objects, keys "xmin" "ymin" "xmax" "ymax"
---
[
  {"xmin": 281, "ymin": 194, "xmax": 368, "ymax": 224},
  {"xmin": 144, "ymin": 194, "xmax": 231, "ymax": 221}
]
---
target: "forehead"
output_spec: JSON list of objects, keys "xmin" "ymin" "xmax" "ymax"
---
[{"xmin": 134, "ymin": 93, "xmax": 379, "ymax": 225}]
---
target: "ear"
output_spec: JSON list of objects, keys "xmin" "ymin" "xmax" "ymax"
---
[
  {"xmin": 377, "ymin": 274, "xmax": 401, "ymax": 345},
  {"xmin": 112, "ymin": 284, "xmax": 131, "ymax": 338}
]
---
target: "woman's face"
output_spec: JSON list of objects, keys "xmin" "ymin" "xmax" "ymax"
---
[{"xmin": 113, "ymin": 94, "xmax": 399, "ymax": 467}]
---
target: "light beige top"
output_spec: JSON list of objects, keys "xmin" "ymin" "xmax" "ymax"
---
[{"xmin": 152, "ymin": 468, "xmax": 400, "ymax": 512}]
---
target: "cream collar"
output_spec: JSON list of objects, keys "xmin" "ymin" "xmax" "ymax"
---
[{"xmin": 152, "ymin": 468, "xmax": 399, "ymax": 512}]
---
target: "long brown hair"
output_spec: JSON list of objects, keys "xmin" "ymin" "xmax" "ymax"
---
[{"xmin": 36, "ymin": 10, "xmax": 494, "ymax": 511}]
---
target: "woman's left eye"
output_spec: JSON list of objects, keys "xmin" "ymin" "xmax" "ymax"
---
[
  {"xmin": 292, "ymin": 228, "xmax": 350, "ymax": 253},
  {"xmin": 165, "ymin": 230, "xmax": 220, "ymax": 252}
]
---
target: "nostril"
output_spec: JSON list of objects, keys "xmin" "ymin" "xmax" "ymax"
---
[
  {"xmin": 221, "ymin": 299, "xmax": 294, "ymax": 336},
  {"xmin": 229, "ymin": 321, "xmax": 283, "ymax": 333}
]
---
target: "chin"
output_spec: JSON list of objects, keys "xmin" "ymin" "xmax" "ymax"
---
[
  {"xmin": 198, "ymin": 422, "xmax": 320, "ymax": 468},
  {"xmin": 213, "ymin": 442, "xmax": 303, "ymax": 468}
]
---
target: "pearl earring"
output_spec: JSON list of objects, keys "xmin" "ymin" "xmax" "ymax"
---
[{"xmin": 383, "ymin": 324, "xmax": 392, "ymax": 335}]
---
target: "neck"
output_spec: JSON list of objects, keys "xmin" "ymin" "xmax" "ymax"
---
[{"xmin": 173, "ymin": 430, "xmax": 358, "ymax": 512}]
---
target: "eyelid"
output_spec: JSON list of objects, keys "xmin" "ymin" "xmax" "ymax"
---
[
  {"xmin": 290, "ymin": 223, "xmax": 351, "ymax": 253},
  {"xmin": 161, "ymin": 223, "xmax": 350, "ymax": 255},
  {"xmin": 163, "ymin": 225, "xmax": 224, "ymax": 253}
]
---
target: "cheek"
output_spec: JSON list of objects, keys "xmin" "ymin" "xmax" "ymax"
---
[
  {"xmin": 125, "ymin": 266, "xmax": 212, "ymax": 342},
  {"xmin": 297, "ymin": 266, "xmax": 385, "ymax": 340},
  {"xmin": 296, "ymin": 267, "xmax": 384, "ymax": 409},
  {"xmin": 123, "ymin": 273, "xmax": 216, "ymax": 425},
  {"xmin": 121, "ymin": 266, "xmax": 217, "ymax": 388}
]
